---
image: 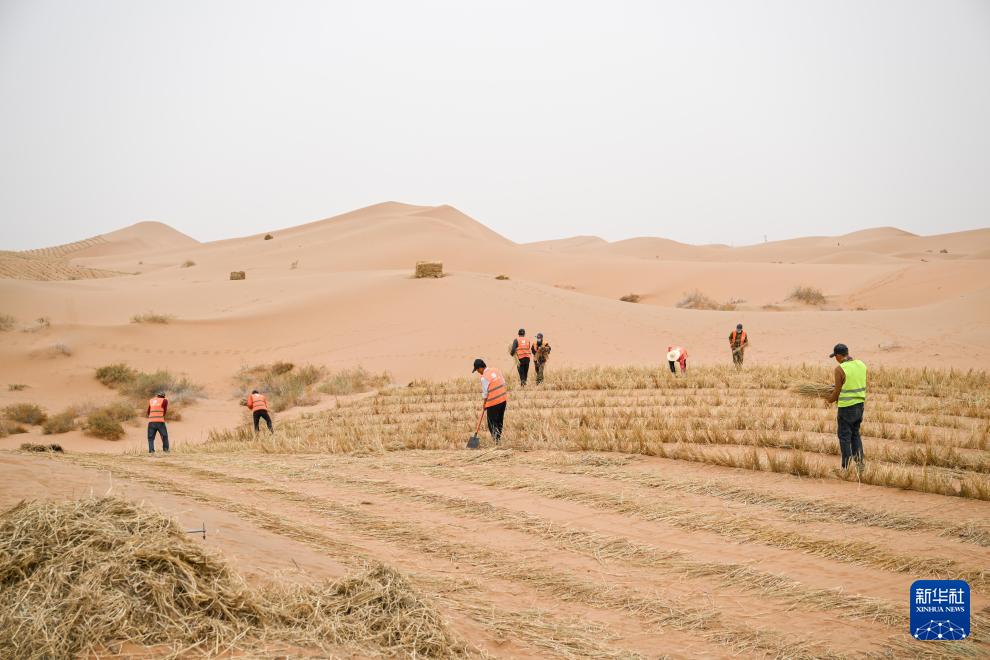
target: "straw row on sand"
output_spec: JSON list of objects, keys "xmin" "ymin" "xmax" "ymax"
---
[{"xmin": 0, "ymin": 497, "xmax": 459, "ymax": 659}]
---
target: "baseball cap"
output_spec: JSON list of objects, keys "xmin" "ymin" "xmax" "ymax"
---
[
  {"xmin": 736, "ymin": 323, "xmax": 743, "ymax": 330},
  {"xmin": 156, "ymin": 392, "xmax": 166, "ymax": 397},
  {"xmin": 518, "ymin": 328, "xmax": 525, "ymax": 335},
  {"xmin": 472, "ymin": 358, "xmax": 486, "ymax": 371},
  {"xmin": 536, "ymin": 332, "xmax": 543, "ymax": 338},
  {"xmin": 829, "ymin": 343, "xmax": 848, "ymax": 358}
]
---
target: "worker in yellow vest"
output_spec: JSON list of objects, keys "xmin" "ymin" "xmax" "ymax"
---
[
  {"xmin": 473, "ymin": 358, "xmax": 507, "ymax": 444},
  {"xmin": 510, "ymin": 328, "xmax": 533, "ymax": 386},
  {"xmin": 826, "ymin": 343, "xmax": 866, "ymax": 471},
  {"xmin": 146, "ymin": 392, "xmax": 169, "ymax": 453},
  {"xmin": 246, "ymin": 389, "xmax": 273, "ymax": 433}
]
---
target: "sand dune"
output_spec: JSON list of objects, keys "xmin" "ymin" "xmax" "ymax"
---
[{"xmin": 1, "ymin": 202, "xmax": 988, "ymax": 453}]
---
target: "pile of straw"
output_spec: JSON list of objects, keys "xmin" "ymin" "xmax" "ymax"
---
[
  {"xmin": 0, "ymin": 497, "xmax": 459, "ymax": 658},
  {"xmin": 414, "ymin": 261, "xmax": 443, "ymax": 278},
  {"xmin": 19, "ymin": 442, "xmax": 63, "ymax": 453},
  {"xmin": 229, "ymin": 271, "xmax": 246, "ymax": 280},
  {"xmin": 790, "ymin": 382, "xmax": 834, "ymax": 398}
]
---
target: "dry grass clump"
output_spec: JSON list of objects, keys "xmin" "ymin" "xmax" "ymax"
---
[
  {"xmin": 237, "ymin": 362, "xmax": 324, "ymax": 412},
  {"xmin": 23, "ymin": 316, "xmax": 51, "ymax": 333},
  {"xmin": 131, "ymin": 311, "xmax": 174, "ymax": 324},
  {"xmin": 83, "ymin": 410, "xmax": 126, "ymax": 440},
  {"xmin": 619, "ymin": 293, "xmax": 641, "ymax": 303},
  {"xmin": 42, "ymin": 409, "xmax": 77, "ymax": 435},
  {"xmin": 0, "ymin": 420, "xmax": 28, "ymax": 437},
  {"xmin": 180, "ymin": 260, "xmax": 196, "ymax": 268},
  {"xmin": 96, "ymin": 364, "xmax": 203, "ymax": 405},
  {"xmin": 414, "ymin": 261, "xmax": 443, "ymax": 278},
  {"xmin": 3, "ymin": 402, "xmax": 47, "ymax": 425},
  {"xmin": 230, "ymin": 270, "xmax": 246, "ymax": 280},
  {"xmin": 495, "ymin": 274, "xmax": 510, "ymax": 280},
  {"xmin": 0, "ymin": 313, "xmax": 14, "ymax": 331},
  {"xmin": 319, "ymin": 367, "xmax": 392, "ymax": 396},
  {"xmin": 790, "ymin": 382, "xmax": 834, "ymax": 398},
  {"xmin": 0, "ymin": 497, "xmax": 458, "ymax": 659},
  {"xmin": 675, "ymin": 290, "xmax": 738, "ymax": 311},
  {"xmin": 8, "ymin": 383, "xmax": 28, "ymax": 391},
  {"xmin": 788, "ymin": 286, "xmax": 827, "ymax": 305},
  {"xmin": 96, "ymin": 362, "xmax": 138, "ymax": 387},
  {"xmin": 49, "ymin": 342, "xmax": 72, "ymax": 357},
  {"xmin": 19, "ymin": 442, "xmax": 64, "ymax": 453},
  {"xmin": 264, "ymin": 233, "xmax": 274, "ymax": 240}
]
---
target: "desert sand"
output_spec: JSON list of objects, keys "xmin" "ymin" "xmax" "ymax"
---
[{"xmin": 1, "ymin": 203, "xmax": 988, "ymax": 657}]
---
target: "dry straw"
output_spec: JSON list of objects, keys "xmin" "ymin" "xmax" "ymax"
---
[
  {"xmin": 414, "ymin": 261, "xmax": 443, "ymax": 278},
  {"xmin": 0, "ymin": 497, "xmax": 459, "ymax": 659}
]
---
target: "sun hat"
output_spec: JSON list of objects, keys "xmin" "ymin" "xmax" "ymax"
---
[{"xmin": 667, "ymin": 348, "xmax": 681, "ymax": 362}]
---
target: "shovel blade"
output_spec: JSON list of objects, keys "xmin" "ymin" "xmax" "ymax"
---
[{"xmin": 466, "ymin": 435, "xmax": 480, "ymax": 449}]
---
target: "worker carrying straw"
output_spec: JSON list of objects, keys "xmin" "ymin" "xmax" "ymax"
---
[{"xmin": 729, "ymin": 323, "xmax": 748, "ymax": 368}]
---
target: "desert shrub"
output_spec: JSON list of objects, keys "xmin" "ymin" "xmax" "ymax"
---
[
  {"xmin": 23, "ymin": 317, "xmax": 51, "ymax": 333},
  {"xmin": 131, "ymin": 312, "xmax": 174, "ymax": 324},
  {"xmin": 100, "ymin": 400, "xmax": 139, "ymax": 422},
  {"xmin": 3, "ymin": 403, "xmax": 47, "ymax": 425},
  {"xmin": 264, "ymin": 233, "xmax": 274, "ymax": 240},
  {"xmin": 319, "ymin": 367, "xmax": 392, "ymax": 396},
  {"xmin": 237, "ymin": 362, "xmax": 325, "ymax": 412},
  {"xmin": 8, "ymin": 384, "xmax": 27, "ymax": 391},
  {"xmin": 290, "ymin": 260, "xmax": 299, "ymax": 270},
  {"xmin": 677, "ymin": 290, "xmax": 718, "ymax": 310},
  {"xmin": 49, "ymin": 343, "xmax": 72, "ymax": 357},
  {"xmin": 84, "ymin": 410, "xmax": 126, "ymax": 440},
  {"xmin": 19, "ymin": 442, "xmax": 63, "ymax": 452},
  {"xmin": 180, "ymin": 260, "xmax": 196, "ymax": 268},
  {"xmin": 42, "ymin": 410, "xmax": 76, "ymax": 435},
  {"xmin": 939, "ymin": 249, "xmax": 948, "ymax": 254},
  {"xmin": 123, "ymin": 371, "xmax": 203, "ymax": 404},
  {"xmin": 230, "ymin": 271, "xmax": 246, "ymax": 280},
  {"xmin": 0, "ymin": 314, "xmax": 14, "ymax": 332},
  {"xmin": 495, "ymin": 274, "xmax": 510, "ymax": 280},
  {"xmin": 0, "ymin": 420, "xmax": 28, "ymax": 437},
  {"xmin": 788, "ymin": 286, "xmax": 827, "ymax": 305},
  {"xmin": 619, "ymin": 293, "xmax": 641, "ymax": 303},
  {"xmin": 96, "ymin": 363, "xmax": 138, "ymax": 387}
]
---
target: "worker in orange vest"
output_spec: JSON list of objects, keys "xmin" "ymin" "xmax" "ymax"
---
[
  {"xmin": 729, "ymin": 323, "xmax": 749, "ymax": 368},
  {"xmin": 509, "ymin": 328, "xmax": 533, "ymax": 386},
  {"xmin": 146, "ymin": 391, "xmax": 169, "ymax": 453},
  {"xmin": 666, "ymin": 346, "xmax": 688, "ymax": 375},
  {"xmin": 473, "ymin": 358, "xmax": 507, "ymax": 444},
  {"xmin": 246, "ymin": 389, "xmax": 273, "ymax": 433}
]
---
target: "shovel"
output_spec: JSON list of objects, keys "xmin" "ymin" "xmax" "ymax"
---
[{"xmin": 467, "ymin": 407, "xmax": 484, "ymax": 449}]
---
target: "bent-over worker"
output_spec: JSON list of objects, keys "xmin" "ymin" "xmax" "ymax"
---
[
  {"xmin": 510, "ymin": 328, "xmax": 533, "ymax": 386},
  {"xmin": 729, "ymin": 323, "xmax": 748, "ymax": 368},
  {"xmin": 667, "ymin": 346, "xmax": 688, "ymax": 375},
  {"xmin": 147, "ymin": 392, "xmax": 169, "ymax": 453},
  {"xmin": 533, "ymin": 333, "xmax": 552, "ymax": 385},
  {"xmin": 473, "ymin": 358, "xmax": 507, "ymax": 444},
  {"xmin": 826, "ymin": 343, "xmax": 866, "ymax": 471},
  {"xmin": 246, "ymin": 389, "xmax": 274, "ymax": 433}
]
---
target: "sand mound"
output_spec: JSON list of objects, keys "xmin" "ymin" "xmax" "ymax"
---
[
  {"xmin": 0, "ymin": 250, "xmax": 126, "ymax": 281},
  {"xmin": 0, "ymin": 497, "xmax": 459, "ymax": 658}
]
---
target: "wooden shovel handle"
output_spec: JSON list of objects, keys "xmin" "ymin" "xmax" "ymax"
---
[{"xmin": 475, "ymin": 407, "xmax": 485, "ymax": 434}]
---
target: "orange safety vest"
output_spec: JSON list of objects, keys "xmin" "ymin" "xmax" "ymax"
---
[
  {"xmin": 148, "ymin": 397, "xmax": 166, "ymax": 422},
  {"xmin": 730, "ymin": 330, "xmax": 747, "ymax": 348},
  {"xmin": 515, "ymin": 336, "xmax": 532, "ymax": 360},
  {"xmin": 248, "ymin": 393, "xmax": 268, "ymax": 412},
  {"xmin": 482, "ymin": 367, "xmax": 508, "ymax": 408}
]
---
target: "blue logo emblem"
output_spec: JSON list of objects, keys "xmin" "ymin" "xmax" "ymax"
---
[{"xmin": 910, "ymin": 580, "xmax": 969, "ymax": 641}]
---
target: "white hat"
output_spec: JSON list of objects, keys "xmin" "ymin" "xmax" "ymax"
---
[{"xmin": 667, "ymin": 348, "xmax": 681, "ymax": 361}]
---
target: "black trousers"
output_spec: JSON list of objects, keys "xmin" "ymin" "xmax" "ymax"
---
[
  {"xmin": 668, "ymin": 359, "xmax": 686, "ymax": 374},
  {"xmin": 486, "ymin": 402, "xmax": 506, "ymax": 444},
  {"xmin": 836, "ymin": 403, "xmax": 865, "ymax": 468},
  {"xmin": 253, "ymin": 410, "xmax": 273, "ymax": 432},
  {"xmin": 517, "ymin": 358, "xmax": 530, "ymax": 385},
  {"xmin": 147, "ymin": 422, "xmax": 169, "ymax": 452}
]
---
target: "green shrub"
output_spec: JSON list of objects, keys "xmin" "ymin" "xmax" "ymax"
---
[
  {"xmin": 788, "ymin": 286, "xmax": 827, "ymax": 305},
  {"xmin": 318, "ymin": 367, "xmax": 392, "ymax": 396},
  {"xmin": 84, "ymin": 410, "xmax": 125, "ymax": 440},
  {"xmin": 3, "ymin": 403, "xmax": 47, "ymax": 425},
  {"xmin": 96, "ymin": 363, "xmax": 138, "ymax": 387},
  {"xmin": 42, "ymin": 410, "xmax": 76, "ymax": 435}
]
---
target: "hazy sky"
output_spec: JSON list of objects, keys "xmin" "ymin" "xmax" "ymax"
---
[{"xmin": 2, "ymin": 0, "xmax": 989, "ymax": 250}]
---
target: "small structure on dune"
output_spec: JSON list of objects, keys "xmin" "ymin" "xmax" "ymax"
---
[
  {"xmin": 230, "ymin": 271, "xmax": 246, "ymax": 280},
  {"xmin": 414, "ymin": 261, "xmax": 443, "ymax": 278}
]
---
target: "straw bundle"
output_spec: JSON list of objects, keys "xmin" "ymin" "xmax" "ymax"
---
[
  {"xmin": 414, "ymin": 261, "xmax": 443, "ymax": 278},
  {"xmin": 790, "ymin": 382, "xmax": 834, "ymax": 398},
  {"xmin": 19, "ymin": 442, "xmax": 63, "ymax": 452},
  {"xmin": 0, "ymin": 497, "xmax": 459, "ymax": 658},
  {"xmin": 229, "ymin": 271, "xmax": 246, "ymax": 280}
]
